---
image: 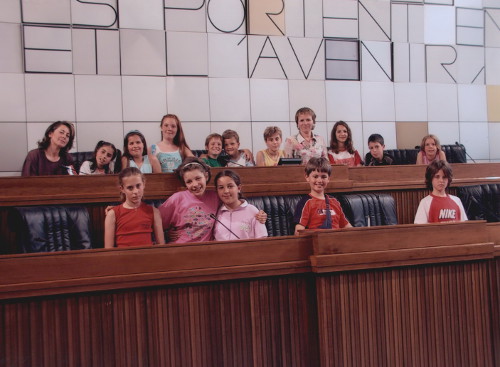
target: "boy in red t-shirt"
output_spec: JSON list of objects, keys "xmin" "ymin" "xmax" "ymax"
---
[
  {"xmin": 294, "ymin": 157, "xmax": 352, "ymax": 235},
  {"xmin": 414, "ymin": 160, "xmax": 468, "ymax": 224}
]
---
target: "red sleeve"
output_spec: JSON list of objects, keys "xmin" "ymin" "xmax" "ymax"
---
[{"xmin": 354, "ymin": 150, "xmax": 362, "ymax": 166}]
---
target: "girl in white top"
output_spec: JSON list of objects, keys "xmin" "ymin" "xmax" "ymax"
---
[
  {"xmin": 121, "ymin": 130, "xmax": 161, "ymax": 174},
  {"xmin": 79, "ymin": 140, "xmax": 117, "ymax": 175},
  {"xmin": 151, "ymin": 114, "xmax": 194, "ymax": 173},
  {"xmin": 328, "ymin": 120, "xmax": 362, "ymax": 167}
]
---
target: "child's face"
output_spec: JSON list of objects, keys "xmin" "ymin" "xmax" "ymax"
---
[
  {"xmin": 424, "ymin": 138, "xmax": 437, "ymax": 158},
  {"xmin": 224, "ymin": 137, "xmax": 240, "ymax": 158},
  {"xmin": 183, "ymin": 169, "xmax": 208, "ymax": 197},
  {"xmin": 96, "ymin": 145, "xmax": 115, "ymax": 168},
  {"xmin": 120, "ymin": 174, "xmax": 145, "ymax": 206},
  {"xmin": 368, "ymin": 141, "xmax": 385, "ymax": 161},
  {"xmin": 207, "ymin": 138, "xmax": 222, "ymax": 158},
  {"xmin": 297, "ymin": 113, "xmax": 314, "ymax": 135},
  {"xmin": 432, "ymin": 169, "xmax": 448, "ymax": 194},
  {"xmin": 127, "ymin": 135, "xmax": 144, "ymax": 158},
  {"xmin": 305, "ymin": 170, "xmax": 330, "ymax": 195},
  {"xmin": 335, "ymin": 125, "xmax": 348, "ymax": 144},
  {"xmin": 216, "ymin": 176, "xmax": 241, "ymax": 209},
  {"xmin": 265, "ymin": 133, "xmax": 282, "ymax": 153},
  {"xmin": 161, "ymin": 117, "xmax": 178, "ymax": 140}
]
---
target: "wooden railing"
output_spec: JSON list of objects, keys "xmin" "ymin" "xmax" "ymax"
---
[{"xmin": 0, "ymin": 222, "xmax": 499, "ymax": 366}]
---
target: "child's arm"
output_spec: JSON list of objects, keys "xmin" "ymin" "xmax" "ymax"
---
[
  {"xmin": 183, "ymin": 147, "xmax": 195, "ymax": 158},
  {"xmin": 255, "ymin": 210, "xmax": 267, "ymax": 224},
  {"xmin": 294, "ymin": 224, "xmax": 306, "ymax": 236},
  {"xmin": 104, "ymin": 209, "xmax": 116, "ymax": 248},
  {"xmin": 256, "ymin": 151, "xmax": 265, "ymax": 166},
  {"xmin": 121, "ymin": 156, "xmax": 129, "ymax": 170},
  {"xmin": 152, "ymin": 207, "xmax": 165, "ymax": 244},
  {"xmin": 241, "ymin": 149, "xmax": 255, "ymax": 165},
  {"xmin": 149, "ymin": 153, "xmax": 162, "ymax": 173},
  {"xmin": 438, "ymin": 150, "xmax": 447, "ymax": 162},
  {"xmin": 416, "ymin": 151, "xmax": 424, "ymax": 165}
]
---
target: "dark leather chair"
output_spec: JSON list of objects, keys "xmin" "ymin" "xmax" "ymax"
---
[
  {"xmin": 337, "ymin": 193, "xmax": 398, "ymax": 227},
  {"xmin": 384, "ymin": 149, "xmax": 419, "ymax": 165},
  {"xmin": 384, "ymin": 144, "xmax": 466, "ymax": 165},
  {"xmin": 457, "ymin": 184, "xmax": 500, "ymax": 222},
  {"xmin": 247, "ymin": 195, "xmax": 304, "ymax": 237},
  {"xmin": 9, "ymin": 206, "xmax": 92, "ymax": 253}
]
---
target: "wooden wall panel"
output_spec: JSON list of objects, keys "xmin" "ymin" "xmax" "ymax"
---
[
  {"xmin": 315, "ymin": 261, "xmax": 494, "ymax": 367},
  {"xmin": 0, "ymin": 276, "xmax": 319, "ymax": 367}
]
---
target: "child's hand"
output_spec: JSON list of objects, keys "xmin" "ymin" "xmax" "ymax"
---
[
  {"xmin": 167, "ymin": 227, "xmax": 180, "ymax": 242},
  {"xmin": 256, "ymin": 210, "xmax": 267, "ymax": 224}
]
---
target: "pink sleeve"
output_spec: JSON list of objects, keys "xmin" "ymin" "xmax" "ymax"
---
[{"xmin": 159, "ymin": 194, "xmax": 178, "ymax": 229}]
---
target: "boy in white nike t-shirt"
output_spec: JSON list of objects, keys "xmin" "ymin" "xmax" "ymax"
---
[{"xmin": 414, "ymin": 160, "xmax": 468, "ymax": 224}]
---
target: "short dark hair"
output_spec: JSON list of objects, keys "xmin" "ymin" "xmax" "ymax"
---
[
  {"xmin": 175, "ymin": 157, "xmax": 211, "ymax": 186},
  {"xmin": 294, "ymin": 107, "xmax": 316, "ymax": 127},
  {"xmin": 214, "ymin": 169, "xmax": 244, "ymax": 200},
  {"xmin": 38, "ymin": 121, "xmax": 75, "ymax": 154},
  {"xmin": 368, "ymin": 133, "xmax": 384, "ymax": 146},
  {"xmin": 425, "ymin": 160, "xmax": 453, "ymax": 190},
  {"xmin": 205, "ymin": 133, "xmax": 223, "ymax": 148},
  {"xmin": 305, "ymin": 157, "xmax": 331, "ymax": 176}
]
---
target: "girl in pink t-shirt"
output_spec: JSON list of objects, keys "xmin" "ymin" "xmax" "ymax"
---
[{"xmin": 159, "ymin": 158, "xmax": 267, "ymax": 243}]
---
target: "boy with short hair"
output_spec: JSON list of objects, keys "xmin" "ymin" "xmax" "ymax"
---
[
  {"xmin": 222, "ymin": 129, "xmax": 255, "ymax": 167},
  {"xmin": 364, "ymin": 133, "xmax": 394, "ymax": 166},
  {"xmin": 414, "ymin": 160, "xmax": 467, "ymax": 224},
  {"xmin": 294, "ymin": 157, "xmax": 352, "ymax": 235},
  {"xmin": 256, "ymin": 126, "xmax": 285, "ymax": 166},
  {"xmin": 200, "ymin": 133, "xmax": 224, "ymax": 167}
]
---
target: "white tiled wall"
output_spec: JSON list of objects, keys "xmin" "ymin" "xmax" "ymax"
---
[{"xmin": 0, "ymin": 0, "xmax": 499, "ymax": 174}]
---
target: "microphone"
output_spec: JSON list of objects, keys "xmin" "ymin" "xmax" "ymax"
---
[
  {"xmin": 209, "ymin": 213, "xmax": 240, "ymax": 239},
  {"xmin": 455, "ymin": 142, "xmax": 476, "ymax": 163}
]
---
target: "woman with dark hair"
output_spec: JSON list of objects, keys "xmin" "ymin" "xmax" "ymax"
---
[
  {"xmin": 328, "ymin": 120, "xmax": 362, "ymax": 167},
  {"xmin": 151, "ymin": 114, "xmax": 194, "ymax": 172},
  {"xmin": 22, "ymin": 121, "xmax": 76, "ymax": 176}
]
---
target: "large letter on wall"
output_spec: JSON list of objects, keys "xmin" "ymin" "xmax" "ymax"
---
[
  {"xmin": 247, "ymin": 0, "xmax": 285, "ymax": 36},
  {"xmin": 23, "ymin": 25, "xmax": 72, "ymax": 73}
]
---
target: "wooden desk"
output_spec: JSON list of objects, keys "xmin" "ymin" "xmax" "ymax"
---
[{"xmin": 0, "ymin": 222, "xmax": 498, "ymax": 366}]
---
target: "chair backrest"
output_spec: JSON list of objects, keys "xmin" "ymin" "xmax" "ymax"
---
[
  {"xmin": 457, "ymin": 184, "xmax": 500, "ymax": 222},
  {"xmin": 247, "ymin": 195, "xmax": 304, "ymax": 237},
  {"xmin": 337, "ymin": 193, "xmax": 398, "ymax": 227},
  {"xmin": 9, "ymin": 206, "xmax": 92, "ymax": 253},
  {"xmin": 441, "ymin": 144, "xmax": 467, "ymax": 163},
  {"xmin": 384, "ymin": 149, "xmax": 419, "ymax": 165}
]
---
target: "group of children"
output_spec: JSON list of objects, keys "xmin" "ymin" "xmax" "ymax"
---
[
  {"xmin": 21, "ymin": 113, "xmax": 463, "ymax": 248},
  {"xmin": 105, "ymin": 152, "xmax": 465, "ymax": 248}
]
